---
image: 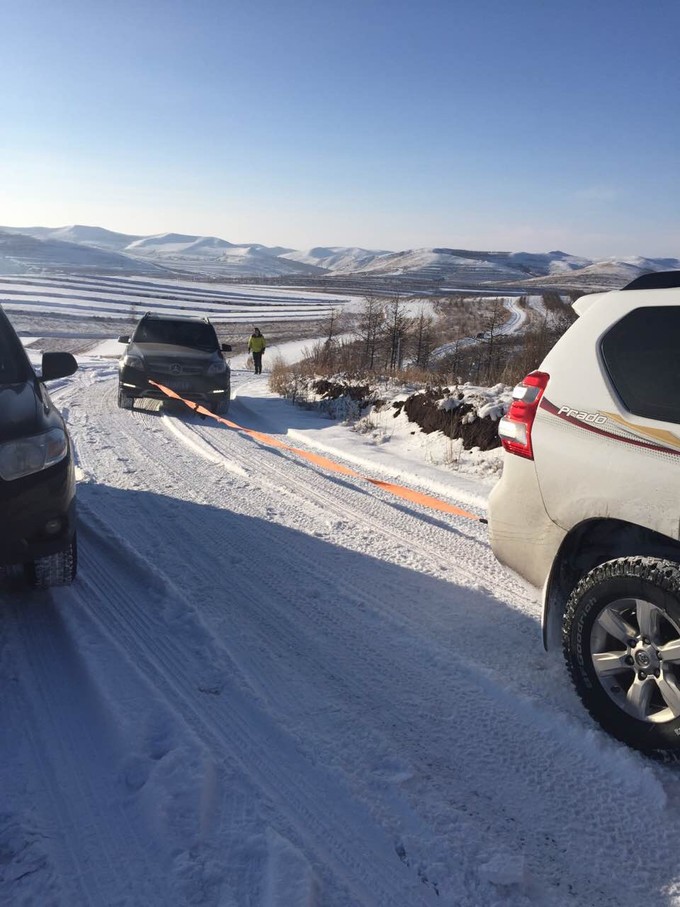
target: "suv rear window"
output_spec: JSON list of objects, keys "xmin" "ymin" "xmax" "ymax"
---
[
  {"xmin": 133, "ymin": 319, "xmax": 218, "ymax": 351},
  {"xmin": 601, "ymin": 306, "xmax": 680, "ymax": 423},
  {"xmin": 0, "ymin": 312, "xmax": 32, "ymax": 385}
]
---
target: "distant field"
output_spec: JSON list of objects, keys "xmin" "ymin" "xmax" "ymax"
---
[
  {"xmin": 3, "ymin": 272, "xmax": 570, "ymax": 366},
  {"xmin": 0, "ymin": 274, "xmax": 364, "ymax": 330}
]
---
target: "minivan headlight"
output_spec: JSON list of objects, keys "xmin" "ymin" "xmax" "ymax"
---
[{"xmin": 0, "ymin": 428, "xmax": 68, "ymax": 481}]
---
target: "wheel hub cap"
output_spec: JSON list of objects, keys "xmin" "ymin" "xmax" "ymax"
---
[{"xmin": 591, "ymin": 597, "xmax": 680, "ymax": 724}]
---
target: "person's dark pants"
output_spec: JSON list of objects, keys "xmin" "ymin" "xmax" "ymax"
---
[{"xmin": 253, "ymin": 351, "xmax": 263, "ymax": 374}]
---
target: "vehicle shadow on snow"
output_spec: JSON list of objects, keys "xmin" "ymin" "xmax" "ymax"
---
[{"xmin": 2, "ymin": 482, "xmax": 679, "ymax": 904}]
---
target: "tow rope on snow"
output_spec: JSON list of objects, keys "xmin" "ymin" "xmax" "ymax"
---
[{"xmin": 150, "ymin": 380, "xmax": 482, "ymax": 522}]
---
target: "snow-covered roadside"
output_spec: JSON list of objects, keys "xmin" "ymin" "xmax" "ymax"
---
[
  {"xmin": 233, "ymin": 377, "xmax": 507, "ymax": 514},
  {"xmin": 56, "ymin": 334, "xmax": 506, "ymax": 509}
]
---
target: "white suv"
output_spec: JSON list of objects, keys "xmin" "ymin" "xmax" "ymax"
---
[{"xmin": 488, "ymin": 271, "xmax": 680, "ymax": 758}]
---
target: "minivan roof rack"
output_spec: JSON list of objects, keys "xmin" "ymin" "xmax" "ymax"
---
[{"xmin": 622, "ymin": 271, "xmax": 680, "ymax": 291}]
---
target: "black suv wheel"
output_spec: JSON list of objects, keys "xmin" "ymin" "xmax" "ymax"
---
[
  {"xmin": 563, "ymin": 557, "xmax": 680, "ymax": 759},
  {"xmin": 25, "ymin": 534, "xmax": 78, "ymax": 588},
  {"xmin": 118, "ymin": 385, "xmax": 134, "ymax": 409}
]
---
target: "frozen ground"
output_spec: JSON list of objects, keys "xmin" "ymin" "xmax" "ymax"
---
[{"xmin": 3, "ymin": 311, "xmax": 680, "ymax": 906}]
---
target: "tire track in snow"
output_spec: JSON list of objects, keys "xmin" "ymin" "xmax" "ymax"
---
[
  {"xmin": 71, "ymin": 485, "xmax": 657, "ymax": 905},
  {"xmin": 160, "ymin": 395, "xmax": 535, "ymax": 610},
  {"xmin": 4, "ymin": 597, "xmax": 174, "ymax": 906},
  {"xmin": 72, "ymin": 511, "xmax": 434, "ymax": 907},
  {"xmin": 59, "ymin": 372, "xmax": 680, "ymax": 904}
]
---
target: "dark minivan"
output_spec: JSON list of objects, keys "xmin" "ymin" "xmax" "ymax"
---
[{"xmin": 0, "ymin": 307, "xmax": 78, "ymax": 586}]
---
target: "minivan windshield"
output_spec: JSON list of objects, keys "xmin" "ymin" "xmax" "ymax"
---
[
  {"xmin": 132, "ymin": 319, "xmax": 218, "ymax": 352},
  {"xmin": 0, "ymin": 315, "xmax": 32, "ymax": 385}
]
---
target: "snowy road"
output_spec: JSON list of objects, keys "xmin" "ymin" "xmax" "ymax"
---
[{"xmin": 3, "ymin": 365, "xmax": 680, "ymax": 906}]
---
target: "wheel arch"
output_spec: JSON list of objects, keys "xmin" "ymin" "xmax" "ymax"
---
[{"xmin": 542, "ymin": 518, "xmax": 680, "ymax": 650}]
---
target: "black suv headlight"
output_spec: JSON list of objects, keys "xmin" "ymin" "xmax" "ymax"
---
[
  {"xmin": 0, "ymin": 428, "xmax": 69, "ymax": 481},
  {"xmin": 207, "ymin": 359, "xmax": 227, "ymax": 375},
  {"xmin": 122, "ymin": 353, "xmax": 144, "ymax": 369}
]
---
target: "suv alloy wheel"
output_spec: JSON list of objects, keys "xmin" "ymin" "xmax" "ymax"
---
[{"xmin": 563, "ymin": 558, "xmax": 680, "ymax": 757}]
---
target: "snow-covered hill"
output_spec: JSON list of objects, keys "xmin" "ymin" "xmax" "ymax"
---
[
  {"xmin": 0, "ymin": 224, "xmax": 143, "ymax": 251},
  {"xmin": 2, "ymin": 224, "xmax": 678, "ymax": 288},
  {"xmin": 280, "ymin": 246, "xmax": 392, "ymax": 273},
  {"xmin": 126, "ymin": 232, "xmax": 236, "ymax": 256},
  {"xmin": 124, "ymin": 232, "xmax": 323, "ymax": 278},
  {"xmin": 522, "ymin": 255, "xmax": 680, "ymax": 291},
  {"xmin": 0, "ymin": 229, "xmax": 169, "ymax": 276},
  {"xmin": 348, "ymin": 247, "xmax": 592, "ymax": 284}
]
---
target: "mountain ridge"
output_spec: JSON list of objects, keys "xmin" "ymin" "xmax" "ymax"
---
[{"xmin": 1, "ymin": 224, "xmax": 678, "ymax": 291}]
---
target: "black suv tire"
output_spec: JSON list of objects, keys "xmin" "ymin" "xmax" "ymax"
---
[
  {"xmin": 563, "ymin": 557, "xmax": 680, "ymax": 759},
  {"xmin": 210, "ymin": 400, "xmax": 230, "ymax": 416},
  {"xmin": 25, "ymin": 534, "xmax": 78, "ymax": 588},
  {"xmin": 118, "ymin": 386, "xmax": 134, "ymax": 409}
]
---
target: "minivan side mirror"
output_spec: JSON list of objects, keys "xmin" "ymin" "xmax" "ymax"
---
[
  {"xmin": 221, "ymin": 343, "xmax": 232, "ymax": 352},
  {"xmin": 118, "ymin": 335, "xmax": 130, "ymax": 344},
  {"xmin": 40, "ymin": 352, "xmax": 78, "ymax": 382}
]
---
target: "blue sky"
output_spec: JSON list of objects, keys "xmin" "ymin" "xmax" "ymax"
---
[{"xmin": 1, "ymin": 0, "xmax": 678, "ymax": 257}]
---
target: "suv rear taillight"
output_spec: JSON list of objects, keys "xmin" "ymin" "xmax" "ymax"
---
[{"xmin": 498, "ymin": 371, "xmax": 550, "ymax": 460}]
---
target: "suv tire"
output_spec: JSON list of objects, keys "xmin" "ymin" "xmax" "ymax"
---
[
  {"xmin": 118, "ymin": 386, "xmax": 134, "ymax": 409},
  {"xmin": 563, "ymin": 557, "xmax": 680, "ymax": 758},
  {"xmin": 25, "ymin": 534, "xmax": 78, "ymax": 588}
]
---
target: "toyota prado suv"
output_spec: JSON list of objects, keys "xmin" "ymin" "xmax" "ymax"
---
[
  {"xmin": 118, "ymin": 313, "xmax": 232, "ymax": 413},
  {"xmin": 0, "ymin": 306, "xmax": 78, "ymax": 587},
  {"xmin": 488, "ymin": 271, "xmax": 680, "ymax": 758}
]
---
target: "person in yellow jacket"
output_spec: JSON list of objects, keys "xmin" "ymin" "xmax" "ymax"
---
[{"xmin": 247, "ymin": 327, "xmax": 266, "ymax": 374}]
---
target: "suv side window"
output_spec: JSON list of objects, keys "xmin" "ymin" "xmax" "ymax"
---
[{"xmin": 601, "ymin": 306, "xmax": 680, "ymax": 424}]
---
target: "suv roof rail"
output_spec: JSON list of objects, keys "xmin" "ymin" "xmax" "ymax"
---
[{"xmin": 622, "ymin": 270, "xmax": 680, "ymax": 291}]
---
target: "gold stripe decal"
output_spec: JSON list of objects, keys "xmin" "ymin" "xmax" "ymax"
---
[{"xmin": 602, "ymin": 412, "xmax": 680, "ymax": 450}]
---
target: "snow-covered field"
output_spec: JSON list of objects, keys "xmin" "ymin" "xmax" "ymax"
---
[
  {"xmin": 3, "ymin": 291, "xmax": 680, "ymax": 906},
  {"xmin": 0, "ymin": 274, "xmax": 363, "ymax": 324}
]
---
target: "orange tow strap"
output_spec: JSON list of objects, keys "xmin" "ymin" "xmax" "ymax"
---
[{"xmin": 150, "ymin": 381, "xmax": 481, "ymax": 521}]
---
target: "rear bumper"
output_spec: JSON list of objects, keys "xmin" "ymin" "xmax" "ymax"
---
[
  {"xmin": 0, "ymin": 456, "xmax": 77, "ymax": 565},
  {"xmin": 488, "ymin": 454, "xmax": 566, "ymax": 590}
]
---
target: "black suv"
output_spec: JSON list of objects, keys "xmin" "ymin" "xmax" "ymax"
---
[
  {"xmin": 118, "ymin": 313, "xmax": 231, "ymax": 413},
  {"xmin": 0, "ymin": 307, "xmax": 78, "ymax": 586}
]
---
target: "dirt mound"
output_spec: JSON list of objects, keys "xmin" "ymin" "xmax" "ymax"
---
[
  {"xmin": 312, "ymin": 379, "xmax": 372, "ymax": 402},
  {"xmin": 284, "ymin": 375, "xmax": 505, "ymax": 451},
  {"xmin": 395, "ymin": 389, "xmax": 502, "ymax": 451}
]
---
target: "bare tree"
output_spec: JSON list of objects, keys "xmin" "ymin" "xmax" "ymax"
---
[
  {"xmin": 412, "ymin": 307, "xmax": 435, "ymax": 369},
  {"xmin": 479, "ymin": 297, "xmax": 507, "ymax": 383},
  {"xmin": 356, "ymin": 295, "xmax": 385, "ymax": 371},
  {"xmin": 382, "ymin": 295, "xmax": 411, "ymax": 372},
  {"xmin": 317, "ymin": 307, "xmax": 341, "ymax": 370}
]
